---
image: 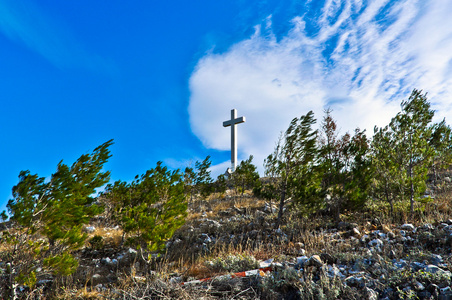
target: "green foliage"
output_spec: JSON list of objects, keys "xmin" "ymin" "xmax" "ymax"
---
[
  {"xmin": 232, "ymin": 155, "xmax": 260, "ymax": 195},
  {"xmin": 0, "ymin": 210, "xmax": 7, "ymax": 222},
  {"xmin": 372, "ymin": 89, "xmax": 440, "ymax": 216},
  {"xmin": 297, "ymin": 274, "xmax": 345, "ymax": 300},
  {"xmin": 206, "ymin": 254, "xmax": 259, "ymax": 273},
  {"xmin": 372, "ymin": 124, "xmax": 401, "ymax": 214},
  {"xmin": 264, "ymin": 111, "xmax": 319, "ymax": 227},
  {"xmin": 16, "ymin": 270, "xmax": 37, "ymax": 289},
  {"xmin": 317, "ymin": 109, "xmax": 372, "ymax": 219},
  {"xmin": 214, "ymin": 173, "xmax": 228, "ymax": 195},
  {"xmin": 4, "ymin": 140, "xmax": 113, "ymax": 290},
  {"xmin": 429, "ymin": 119, "xmax": 452, "ymax": 183},
  {"xmin": 106, "ymin": 162, "xmax": 187, "ymax": 254},
  {"xmin": 43, "ymin": 252, "xmax": 78, "ymax": 276},
  {"xmin": 388, "ymin": 268, "xmax": 451, "ymax": 291},
  {"xmin": 195, "ymin": 156, "xmax": 214, "ymax": 197},
  {"xmin": 89, "ymin": 234, "xmax": 104, "ymax": 250},
  {"xmin": 183, "ymin": 156, "xmax": 214, "ymax": 200},
  {"xmin": 263, "ymin": 88, "xmax": 452, "ymax": 223},
  {"xmin": 183, "ymin": 165, "xmax": 196, "ymax": 201}
]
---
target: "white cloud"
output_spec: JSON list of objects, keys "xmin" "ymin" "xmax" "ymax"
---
[{"xmin": 189, "ymin": 0, "xmax": 452, "ymax": 174}]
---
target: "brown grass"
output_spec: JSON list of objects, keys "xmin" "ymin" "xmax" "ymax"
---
[
  {"xmin": 86, "ymin": 226, "xmax": 123, "ymax": 248},
  {"xmin": 4, "ymin": 181, "xmax": 452, "ymax": 299}
]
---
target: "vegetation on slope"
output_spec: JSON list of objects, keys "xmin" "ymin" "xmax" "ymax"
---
[{"xmin": 1, "ymin": 89, "xmax": 452, "ymax": 299}]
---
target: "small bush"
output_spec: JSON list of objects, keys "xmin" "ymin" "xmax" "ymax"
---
[
  {"xmin": 205, "ymin": 254, "xmax": 259, "ymax": 273},
  {"xmin": 89, "ymin": 235, "xmax": 104, "ymax": 250}
]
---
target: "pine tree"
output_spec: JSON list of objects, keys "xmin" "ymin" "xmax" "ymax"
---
[
  {"xmin": 106, "ymin": 162, "xmax": 187, "ymax": 257},
  {"xmin": 318, "ymin": 110, "xmax": 371, "ymax": 220},
  {"xmin": 397, "ymin": 89, "xmax": 435, "ymax": 215},
  {"xmin": 5, "ymin": 140, "xmax": 113, "ymax": 294},
  {"xmin": 232, "ymin": 155, "xmax": 260, "ymax": 196},
  {"xmin": 429, "ymin": 120, "xmax": 452, "ymax": 186},
  {"xmin": 183, "ymin": 165, "xmax": 196, "ymax": 202},
  {"xmin": 372, "ymin": 89, "xmax": 437, "ymax": 216},
  {"xmin": 195, "ymin": 156, "xmax": 214, "ymax": 198},
  {"xmin": 372, "ymin": 125, "xmax": 401, "ymax": 214},
  {"xmin": 264, "ymin": 111, "xmax": 318, "ymax": 228}
]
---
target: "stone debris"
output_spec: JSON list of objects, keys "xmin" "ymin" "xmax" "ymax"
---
[
  {"xmin": 7, "ymin": 192, "xmax": 452, "ymax": 300},
  {"xmin": 84, "ymin": 225, "xmax": 96, "ymax": 233},
  {"xmin": 400, "ymin": 223, "xmax": 415, "ymax": 231}
]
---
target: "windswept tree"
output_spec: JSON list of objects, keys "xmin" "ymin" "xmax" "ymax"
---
[
  {"xmin": 195, "ymin": 156, "xmax": 214, "ymax": 197},
  {"xmin": 318, "ymin": 109, "xmax": 372, "ymax": 220},
  {"xmin": 105, "ymin": 162, "xmax": 187, "ymax": 258},
  {"xmin": 5, "ymin": 140, "xmax": 113, "ymax": 295},
  {"xmin": 264, "ymin": 111, "xmax": 318, "ymax": 228},
  {"xmin": 372, "ymin": 124, "xmax": 402, "ymax": 214},
  {"xmin": 183, "ymin": 164, "xmax": 196, "ymax": 202},
  {"xmin": 232, "ymin": 155, "xmax": 260, "ymax": 196},
  {"xmin": 372, "ymin": 89, "xmax": 438, "ymax": 216},
  {"xmin": 183, "ymin": 156, "xmax": 214, "ymax": 201},
  {"xmin": 429, "ymin": 119, "xmax": 452, "ymax": 185}
]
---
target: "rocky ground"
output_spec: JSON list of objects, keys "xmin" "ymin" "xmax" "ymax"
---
[
  {"xmin": 60, "ymin": 194, "xmax": 452, "ymax": 299},
  {"xmin": 3, "ymin": 188, "xmax": 452, "ymax": 299}
]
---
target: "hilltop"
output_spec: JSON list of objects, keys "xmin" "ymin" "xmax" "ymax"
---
[
  {"xmin": 2, "ymin": 170, "xmax": 452, "ymax": 299},
  {"xmin": 3, "ymin": 89, "xmax": 452, "ymax": 299}
]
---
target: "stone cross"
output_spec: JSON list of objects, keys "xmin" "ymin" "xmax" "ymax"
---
[{"xmin": 223, "ymin": 109, "xmax": 246, "ymax": 172}]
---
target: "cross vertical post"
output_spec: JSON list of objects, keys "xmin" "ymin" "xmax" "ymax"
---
[{"xmin": 223, "ymin": 109, "xmax": 246, "ymax": 172}]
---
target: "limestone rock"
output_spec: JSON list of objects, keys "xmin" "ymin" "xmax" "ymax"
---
[
  {"xmin": 365, "ymin": 287, "xmax": 378, "ymax": 300},
  {"xmin": 401, "ymin": 224, "xmax": 415, "ymax": 231},
  {"xmin": 413, "ymin": 281, "xmax": 425, "ymax": 291},
  {"xmin": 84, "ymin": 226, "xmax": 96, "ymax": 233},
  {"xmin": 199, "ymin": 219, "xmax": 222, "ymax": 233},
  {"xmin": 305, "ymin": 255, "xmax": 323, "ymax": 268},
  {"xmin": 295, "ymin": 256, "xmax": 309, "ymax": 269},
  {"xmin": 368, "ymin": 238, "xmax": 384, "ymax": 248}
]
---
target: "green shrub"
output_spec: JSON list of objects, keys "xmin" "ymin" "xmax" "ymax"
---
[
  {"xmin": 106, "ymin": 162, "xmax": 187, "ymax": 256},
  {"xmin": 206, "ymin": 254, "xmax": 259, "ymax": 273},
  {"xmin": 4, "ymin": 140, "xmax": 113, "ymax": 296},
  {"xmin": 89, "ymin": 235, "xmax": 104, "ymax": 250}
]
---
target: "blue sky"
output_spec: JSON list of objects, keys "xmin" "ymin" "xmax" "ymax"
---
[{"xmin": 1, "ymin": 0, "xmax": 452, "ymax": 214}]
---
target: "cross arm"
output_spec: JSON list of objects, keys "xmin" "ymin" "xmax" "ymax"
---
[{"xmin": 223, "ymin": 116, "xmax": 246, "ymax": 127}]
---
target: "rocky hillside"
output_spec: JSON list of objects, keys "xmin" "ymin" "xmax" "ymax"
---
[{"xmin": 3, "ymin": 184, "xmax": 452, "ymax": 299}]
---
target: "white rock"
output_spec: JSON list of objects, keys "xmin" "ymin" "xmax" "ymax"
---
[
  {"xmin": 328, "ymin": 265, "xmax": 345, "ymax": 278},
  {"xmin": 305, "ymin": 255, "xmax": 323, "ymax": 267},
  {"xmin": 92, "ymin": 274, "xmax": 103, "ymax": 285},
  {"xmin": 95, "ymin": 284, "xmax": 106, "ymax": 292},
  {"xmin": 259, "ymin": 258, "xmax": 274, "ymax": 268},
  {"xmin": 296, "ymin": 256, "xmax": 309, "ymax": 266},
  {"xmin": 352, "ymin": 227, "xmax": 361, "ymax": 237},
  {"xmin": 134, "ymin": 276, "xmax": 146, "ymax": 283},
  {"xmin": 365, "ymin": 287, "xmax": 379, "ymax": 300},
  {"xmin": 368, "ymin": 239, "xmax": 384, "ymax": 247},
  {"xmin": 169, "ymin": 276, "xmax": 183, "ymax": 284},
  {"xmin": 84, "ymin": 226, "xmax": 96, "ymax": 233},
  {"xmin": 425, "ymin": 265, "xmax": 452, "ymax": 276},
  {"xmin": 401, "ymin": 224, "xmax": 415, "ymax": 231},
  {"xmin": 419, "ymin": 223, "xmax": 434, "ymax": 230},
  {"xmin": 414, "ymin": 281, "xmax": 425, "ymax": 291}
]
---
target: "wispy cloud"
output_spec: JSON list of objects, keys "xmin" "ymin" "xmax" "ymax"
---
[
  {"xmin": 0, "ymin": 0, "xmax": 113, "ymax": 73},
  {"xmin": 189, "ymin": 0, "xmax": 452, "ymax": 174}
]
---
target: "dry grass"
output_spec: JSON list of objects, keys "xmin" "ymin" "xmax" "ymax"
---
[
  {"xmin": 4, "ymin": 179, "xmax": 452, "ymax": 299},
  {"xmin": 85, "ymin": 226, "xmax": 123, "ymax": 248}
]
